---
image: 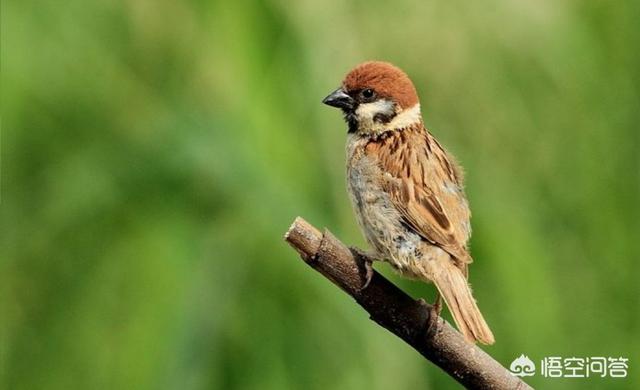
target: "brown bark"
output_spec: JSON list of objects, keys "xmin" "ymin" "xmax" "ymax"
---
[{"xmin": 284, "ymin": 217, "xmax": 533, "ymax": 390}]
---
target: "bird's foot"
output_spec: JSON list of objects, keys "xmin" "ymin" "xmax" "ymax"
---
[
  {"xmin": 433, "ymin": 293, "xmax": 443, "ymax": 317},
  {"xmin": 418, "ymin": 297, "xmax": 441, "ymax": 338},
  {"xmin": 349, "ymin": 247, "xmax": 376, "ymax": 290}
]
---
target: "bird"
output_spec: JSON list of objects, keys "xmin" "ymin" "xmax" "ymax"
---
[{"xmin": 322, "ymin": 61, "xmax": 494, "ymax": 345}]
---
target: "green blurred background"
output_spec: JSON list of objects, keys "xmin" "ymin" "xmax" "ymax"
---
[{"xmin": 2, "ymin": 1, "xmax": 639, "ymax": 389}]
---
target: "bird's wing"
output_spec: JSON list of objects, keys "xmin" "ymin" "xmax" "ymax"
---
[{"xmin": 369, "ymin": 126, "xmax": 472, "ymax": 263}]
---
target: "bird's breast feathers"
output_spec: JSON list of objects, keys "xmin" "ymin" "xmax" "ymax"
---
[{"xmin": 346, "ymin": 121, "xmax": 473, "ymax": 265}]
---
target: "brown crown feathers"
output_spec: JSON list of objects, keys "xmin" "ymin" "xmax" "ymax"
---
[{"xmin": 342, "ymin": 61, "xmax": 419, "ymax": 109}]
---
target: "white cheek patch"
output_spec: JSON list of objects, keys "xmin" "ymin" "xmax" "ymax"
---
[
  {"xmin": 356, "ymin": 102, "xmax": 422, "ymax": 135},
  {"xmin": 355, "ymin": 99, "xmax": 396, "ymax": 122},
  {"xmin": 387, "ymin": 104, "xmax": 421, "ymax": 129}
]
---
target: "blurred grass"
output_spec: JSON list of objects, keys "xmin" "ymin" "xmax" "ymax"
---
[{"xmin": 1, "ymin": 0, "xmax": 639, "ymax": 389}]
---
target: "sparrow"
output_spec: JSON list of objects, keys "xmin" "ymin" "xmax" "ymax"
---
[{"xmin": 322, "ymin": 61, "xmax": 494, "ymax": 344}]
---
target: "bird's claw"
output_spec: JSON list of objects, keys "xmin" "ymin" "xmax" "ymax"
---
[
  {"xmin": 349, "ymin": 246, "xmax": 375, "ymax": 290},
  {"xmin": 433, "ymin": 293, "xmax": 443, "ymax": 317},
  {"xmin": 418, "ymin": 298, "xmax": 441, "ymax": 337},
  {"xmin": 362, "ymin": 259, "xmax": 374, "ymax": 290}
]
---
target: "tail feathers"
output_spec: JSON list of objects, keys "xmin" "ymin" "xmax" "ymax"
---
[{"xmin": 433, "ymin": 263, "xmax": 495, "ymax": 345}]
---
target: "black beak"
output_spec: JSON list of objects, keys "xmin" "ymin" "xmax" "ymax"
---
[{"xmin": 322, "ymin": 88, "xmax": 355, "ymax": 111}]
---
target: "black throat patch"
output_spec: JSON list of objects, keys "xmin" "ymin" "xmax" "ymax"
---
[{"xmin": 343, "ymin": 108, "xmax": 359, "ymax": 133}]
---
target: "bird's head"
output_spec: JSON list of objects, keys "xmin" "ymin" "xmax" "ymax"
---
[{"xmin": 322, "ymin": 61, "xmax": 422, "ymax": 135}]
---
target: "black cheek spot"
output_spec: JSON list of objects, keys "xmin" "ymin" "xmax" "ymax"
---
[{"xmin": 373, "ymin": 112, "xmax": 396, "ymax": 124}]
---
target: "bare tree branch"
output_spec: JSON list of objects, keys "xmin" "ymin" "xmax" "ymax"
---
[{"xmin": 284, "ymin": 217, "xmax": 533, "ymax": 390}]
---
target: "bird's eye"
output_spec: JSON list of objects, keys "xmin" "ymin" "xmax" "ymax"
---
[{"xmin": 361, "ymin": 88, "xmax": 375, "ymax": 100}]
